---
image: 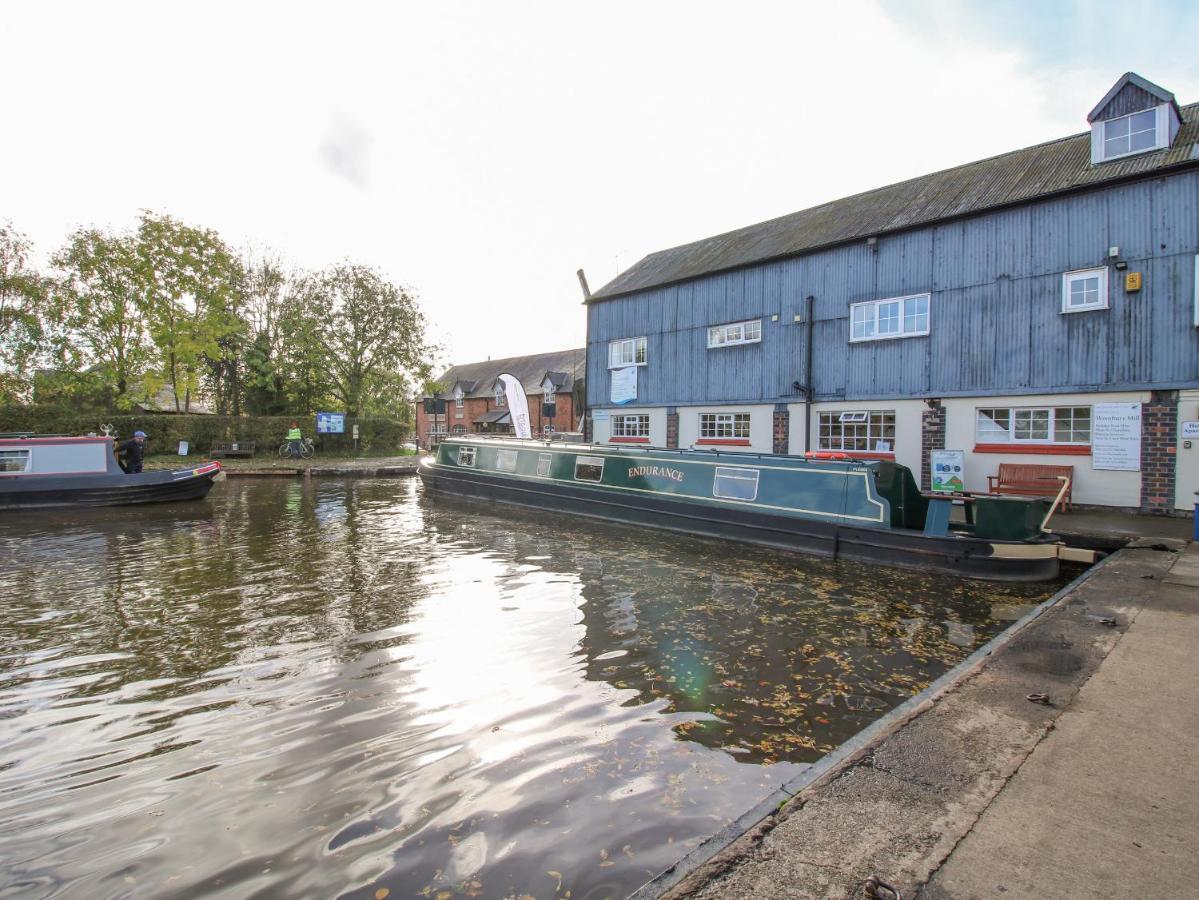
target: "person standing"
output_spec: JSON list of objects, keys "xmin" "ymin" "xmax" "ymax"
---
[
  {"xmin": 117, "ymin": 430, "xmax": 148, "ymax": 474},
  {"xmin": 286, "ymin": 421, "xmax": 303, "ymax": 459}
]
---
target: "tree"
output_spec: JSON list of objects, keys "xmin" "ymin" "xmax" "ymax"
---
[
  {"xmin": 48, "ymin": 226, "xmax": 152, "ymax": 406},
  {"xmin": 135, "ymin": 212, "xmax": 245, "ymax": 413},
  {"xmin": 0, "ymin": 223, "xmax": 48, "ymax": 404},
  {"xmin": 290, "ymin": 264, "xmax": 432, "ymax": 417}
]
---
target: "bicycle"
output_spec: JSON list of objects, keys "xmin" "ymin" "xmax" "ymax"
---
[{"xmin": 279, "ymin": 437, "xmax": 314, "ymax": 459}]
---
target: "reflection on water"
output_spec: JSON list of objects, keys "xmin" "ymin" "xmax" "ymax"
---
[{"xmin": 0, "ymin": 478, "xmax": 1064, "ymax": 899}]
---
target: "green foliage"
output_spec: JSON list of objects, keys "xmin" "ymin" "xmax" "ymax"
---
[
  {"xmin": 0, "ymin": 406, "xmax": 411, "ymax": 454},
  {"xmin": 0, "ymin": 223, "xmax": 51, "ymax": 403}
]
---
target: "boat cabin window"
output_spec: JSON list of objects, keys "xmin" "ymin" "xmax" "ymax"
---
[
  {"xmin": 713, "ymin": 466, "xmax": 760, "ymax": 501},
  {"xmin": 574, "ymin": 455, "xmax": 605, "ymax": 483},
  {"xmin": 496, "ymin": 449, "xmax": 518, "ymax": 472},
  {"xmin": 458, "ymin": 446, "xmax": 477, "ymax": 467},
  {"xmin": 0, "ymin": 449, "xmax": 31, "ymax": 473},
  {"xmin": 537, "ymin": 453, "xmax": 553, "ymax": 477}
]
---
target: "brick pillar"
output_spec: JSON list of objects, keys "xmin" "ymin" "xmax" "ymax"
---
[
  {"xmin": 773, "ymin": 404, "xmax": 789, "ymax": 455},
  {"xmin": 1140, "ymin": 390, "xmax": 1178, "ymax": 514},
  {"xmin": 920, "ymin": 400, "xmax": 946, "ymax": 492},
  {"xmin": 666, "ymin": 407, "xmax": 679, "ymax": 449},
  {"xmin": 584, "ymin": 413, "xmax": 593, "ymax": 443}
]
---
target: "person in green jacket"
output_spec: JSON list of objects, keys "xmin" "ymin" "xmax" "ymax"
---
[{"xmin": 286, "ymin": 421, "xmax": 303, "ymax": 458}]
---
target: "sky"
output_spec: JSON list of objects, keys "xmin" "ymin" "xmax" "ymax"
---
[{"xmin": 3, "ymin": 1, "xmax": 1198, "ymax": 371}]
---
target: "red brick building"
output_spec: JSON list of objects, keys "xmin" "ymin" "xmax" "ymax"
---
[{"xmin": 416, "ymin": 348, "xmax": 585, "ymax": 448}]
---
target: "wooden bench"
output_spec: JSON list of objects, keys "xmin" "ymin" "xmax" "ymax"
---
[
  {"xmin": 210, "ymin": 441, "xmax": 256, "ymax": 459},
  {"xmin": 987, "ymin": 463, "xmax": 1073, "ymax": 511}
]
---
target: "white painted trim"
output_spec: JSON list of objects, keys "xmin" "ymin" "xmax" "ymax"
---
[
  {"xmin": 608, "ymin": 336, "xmax": 648, "ymax": 368},
  {"xmin": 1061, "ymin": 267, "xmax": 1109, "ymax": 314},
  {"xmin": 848, "ymin": 292, "xmax": 931, "ymax": 343},
  {"xmin": 1095, "ymin": 103, "xmax": 1170, "ymax": 163},
  {"xmin": 707, "ymin": 318, "xmax": 763, "ymax": 348}
]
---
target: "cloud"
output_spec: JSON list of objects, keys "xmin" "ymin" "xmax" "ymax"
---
[{"xmin": 319, "ymin": 115, "xmax": 373, "ymax": 190}]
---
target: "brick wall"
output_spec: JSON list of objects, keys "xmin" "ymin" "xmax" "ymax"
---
[
  {"xmin": 666, "ymin": 409, "xmax": 679, "ymax": 449},
  {"xmin": 415, "ymin": 393, "xmax": 575, "ymax": 447},
  {"xmin": 1140, "ymin": 390, "xmax": 1178, "ymax": 514},
  {"xmin": 920, "ymin": 400, "xmax": 946, "ymax": 491},
  {"xmin": 772, "ymin": 406, "xmax": 789, "ymax": 455}
]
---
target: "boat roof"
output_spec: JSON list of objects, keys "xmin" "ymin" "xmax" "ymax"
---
[
  {"xmin": 439, "ymin": 434, "xmax": 887, "ymax": 471},
  {"xmin": 0, "ymin": 434, "xmax": 114, "ymax": 444}
]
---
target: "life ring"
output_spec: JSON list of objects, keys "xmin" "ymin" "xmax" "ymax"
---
[{"xmin": 804, "ymin": 451, "xmax": 851, "ymax": 460}]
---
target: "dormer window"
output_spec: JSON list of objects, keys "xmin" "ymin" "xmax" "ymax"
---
[
  {"xmin": 1088, "ymin": 73, "xmax": 1180, "ymax": 165},
  {"xmin": 542, "ymin": 380, "xmax": 555, "ymax": 403},
  {"xmin": 1102, "ymin": 108, "xmax": 1159, "ymax": 159},
  {"xmin": 494, "ymin": 384, "xmax": 505, "ymax": 407},
  {"xmin": 453, "ymin": 386, "xmax": 464, "ymax": 409}
]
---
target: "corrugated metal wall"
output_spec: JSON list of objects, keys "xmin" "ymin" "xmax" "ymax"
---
[
  {"xmin": 587, "ymin": 171, "xmax": 1199, "ymax": 407},
  {"xmin": 1099, "ymin": 83, "xmax": 1161, "ymax": 119}
]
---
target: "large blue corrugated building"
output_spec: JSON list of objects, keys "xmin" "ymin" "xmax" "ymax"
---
[{"xmin": 584, "ymin": 73, "xmax": 1199, "ymax": 512}]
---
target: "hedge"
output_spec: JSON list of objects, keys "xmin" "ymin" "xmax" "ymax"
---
[{"xmin": 0, "ymin": 407, "xmax": 411, "ymax": 455}]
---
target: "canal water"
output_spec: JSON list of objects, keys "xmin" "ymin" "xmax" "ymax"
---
[{"xmin": 0, "ymin": 478, "xmax": 1068, "ymax": 899}]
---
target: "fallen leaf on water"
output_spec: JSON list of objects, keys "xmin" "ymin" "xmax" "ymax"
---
[
  {"xmin": 547, "ymin": 871, "xmax": 563, "ymax": 892},
  {"xmin": 375, "ymin": 890, "xmax": 390, "ymax": 900}
]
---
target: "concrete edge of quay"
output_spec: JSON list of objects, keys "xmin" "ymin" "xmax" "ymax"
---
[
  {"xmin": 218, "ymin": 458, "xmax": 421, "ymax": 478},
  {"xmin": 631, "ymin": 539, "xmax": 1187, "ymax": 900}
]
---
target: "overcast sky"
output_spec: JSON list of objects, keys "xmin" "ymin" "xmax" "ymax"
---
[{"xmin": 3, "ymin": 1, "xmax": 1197, "ymax": 369}]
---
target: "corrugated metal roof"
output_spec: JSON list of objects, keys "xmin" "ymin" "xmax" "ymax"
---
[
  {"xmin": 591, "ymin": 101, "xmax": 1199, "ymax": 302},
  {"xmin": 430, "ymin": 348, "xmax": 585, "ymax": 399}
]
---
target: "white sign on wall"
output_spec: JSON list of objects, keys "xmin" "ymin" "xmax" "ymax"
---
[
  {"xmin": 610, "ymin": 366, "xmax": 637, "ymax": 404},
  {"xmin": 1181, "ymin": 421, "xmax": 1199, "ymax": 439},
  {"xmin": 591, "ymin": 409, "xmax": 610, "ymax": 423},
  {"xmin": 930, "ymin": 449, "xmax": 965, "ymax": 493},
  {"xmin": 1092, "ymin": 402, "xmax": 1141, "ymax": 471}
]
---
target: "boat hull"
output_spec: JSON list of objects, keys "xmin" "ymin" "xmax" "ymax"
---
[
  {"xmin": 418, "ymin": 460, "xmax": 1060, "ymax": 582},
  {"xmin": 0, "ymin": 467, "xmax": 220, "ymax": 510}
]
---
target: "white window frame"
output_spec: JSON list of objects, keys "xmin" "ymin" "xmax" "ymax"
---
[
  {"xmin": 713, "ymin": 466, "xmax": 760, "ymax": 502},
  {"xmin": 542, "ymin": 380, "xmax": 555, "ymax": 405},
  {"xmin": 699, "ymin": 413, "xmax": 750, "ymax": 440},
  {"xmin": 707, "ymin": 318, "xmax": 762, "ymax": 348},
  {"xmin": 1094, "ymin": 105, "xmax": 1169, "ymax": 162},
  {"xmin": 493, "ymin": 384, "xmax": 506, "ymax": 407},
  {"xmin": 536, "ymin": 452, "xmax": 553, "ymax": 477},
  {"xmin": 975, "ymin": 406, "xmax": 1092, "ymax": 446},
  {"xmin": 454, "ymin": 388, "xmax": 464, "ymax": 409},
  {"xmin": 612, "ymin": 414, "xmax": 650, "ymax": 438},
  {"xmin": 574, "ymin": 455, "xmax": 605, "ymax": 482},
  {"xmin": 608, "ymin": 336, "xmax": 647, "ymax": 368},
  {"xmin": 1061, "ymin": 267, "xmax": 1109, "ymax": 313},
  {"xmin": 849, "ymin": 293, "xmax": 930, "ymax": 342},
  {"xmin": 818, "ymin": 410, "xmax": 895, "ymax": 452},
  {"xmin": 0, "ymin": 449, "xmax": 31, "ymax": 474},
  {"xmin": 457, "ymin": 446, "xmax": 477, "ymax": 467}
]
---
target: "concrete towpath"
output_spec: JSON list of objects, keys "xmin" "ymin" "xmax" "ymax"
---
[{"xmin": 655, "ymin": 539, "xmax": 1199, "ymax": 899}]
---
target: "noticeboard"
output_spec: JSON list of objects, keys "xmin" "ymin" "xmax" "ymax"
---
[
  {"xmin": 1092, "ymin": 403, "xmax": 1141, "ymax": 471},
  {"xmin": 931, "ymin": 449, "xmax": 965, "ymax": 494},
  {"xmin": 316, "ymin": 412, "xmax": 345, "ymax": 434}
]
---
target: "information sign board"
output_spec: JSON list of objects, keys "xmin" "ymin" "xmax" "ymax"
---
[
  {"xmin": 1092, "ymin": 403, "xmax": 1141, "ymax": 471},
  {"xmin": 316, "ymin": 412, "xmax": 345, "ymax": 434},
  {"xmin": 931, "ymin": 449, "xmax": 965, "ymax": 494}
]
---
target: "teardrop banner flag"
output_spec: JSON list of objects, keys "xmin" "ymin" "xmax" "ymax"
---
[{"xmin": 497, "ymin": 373, "xmax": 532, "ymax": 439}]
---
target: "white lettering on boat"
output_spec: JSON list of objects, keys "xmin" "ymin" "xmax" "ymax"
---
[{"xmin": 628, "ymin": 464, "xmax": 684, "ymax": 483}]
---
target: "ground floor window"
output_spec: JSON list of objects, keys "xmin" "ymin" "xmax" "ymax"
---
[
  {"xmin": 700, "ymin": 413, "xmax": 750, "ymax": 439},
  {"xmin": 818, "ymin": 410, "xmax": 895, "ymax": 452},
  {"xmin": 976, "ymin": 406, "xmax": 1091, "ymax": 444},
  {"xmin": 612, "ymin": 414, "xmax": 650, "ymax": 438},
  {"xmin": 452, "ymin": 425, "xmax": 466, "ymax": 434},
  {"xmin": 0, "ymin": 449, "xmax": 30, "ymax": 473}
]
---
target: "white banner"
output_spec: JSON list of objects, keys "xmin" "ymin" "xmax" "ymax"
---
[
  {"xmin": 497, "ymin": 373, "xmax": 532, "ymax": 439},
  {"xmin": 610, "ymin": 366, "xmax": 637, "ymax": 404},
  {"xmin": 1092, "ymin": 402, "xmax": 1141, "ymax": 471}
]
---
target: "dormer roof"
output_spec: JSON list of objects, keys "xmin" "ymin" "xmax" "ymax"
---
[{"xmin": 1087, "ymin": 72, "xmax": 1180, "ymax": 123}]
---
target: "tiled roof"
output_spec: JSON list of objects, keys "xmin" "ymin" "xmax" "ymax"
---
[
  {"xmin": 430, "ymin": 347, "xmax": 585, "ymax": 399},
  {"xmin": 591, "ymin": 100, "xmax": 1199, "ymax": 301}
]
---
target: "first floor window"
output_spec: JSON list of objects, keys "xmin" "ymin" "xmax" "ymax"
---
[
  {"xmin": 976, "ymin": 406, "xmax": 1091, "ymax": 445},
  {"xmin": 454, "ymin": 394, "xmax": 464, "ymax": 408},
  {"xmin": 700, "ymin": 413, "xmax": 750, "ymax": 440},
  {"xmin": 612, "ymin": 414, "xmax": 650, "ymax": 438},
  {"xmin": 457, "ymin": 446, "xmax": 477, "ymax": 467},
  {"xmin": 850, "ymin": 293, "xmax": 930, "ymax": 341},
  {"xmin": 608, "ymin": 336, "xmax": 647, "ymax": 367},
  {"xmin": 708, "ymin": 319, "xmax": 762, "ymax": 348},
  {"xmin": 1062, "ymin": 268, "xmax": 1108, "ymax": 313},
  {"xmin": 494, "ymin": 385, "xmax": 506, "ymax": 406},
  {"xmin": 1101, "ymin": 107, "xmax": 1160, "ymax": 160},
  {"xmin": 818, "ymin": 410, "xmax": 895, "ymax": 452}
]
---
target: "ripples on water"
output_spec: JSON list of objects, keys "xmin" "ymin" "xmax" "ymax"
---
[{"xmin": 0, "ymin": 478, "xmax": 1067, "ymax": 899}]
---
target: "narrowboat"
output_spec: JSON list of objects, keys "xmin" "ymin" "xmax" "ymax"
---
[
  {"xmin": 0, "ymin": 435, "xmax": 222, "ymax": 510},
  {"xmin": 418, "ymin": 436, "xmax": 1095, "ymax": 582}
]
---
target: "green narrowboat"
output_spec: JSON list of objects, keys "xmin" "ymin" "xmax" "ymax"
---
[{"xmin": 417, "ymin": 436, "xmax": 1091, "ymax": 581}]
